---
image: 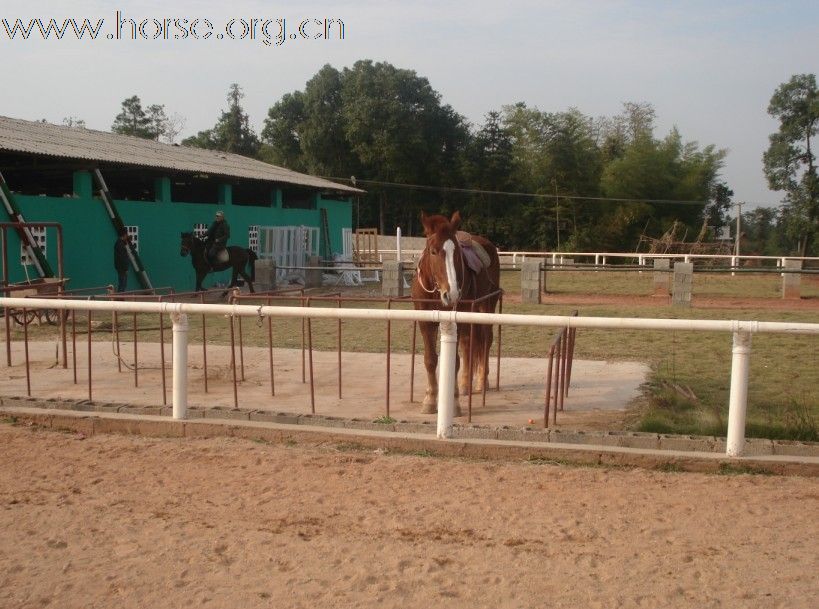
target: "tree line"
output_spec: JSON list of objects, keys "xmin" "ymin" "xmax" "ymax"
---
[{"xmin": 102, "ymin": 62, "xmax": 817, "ymax": 255}]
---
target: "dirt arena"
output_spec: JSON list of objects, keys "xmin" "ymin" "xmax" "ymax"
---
[{"xmin": 1, "ymin": 423, "xmax": 817, "ymax": 609}]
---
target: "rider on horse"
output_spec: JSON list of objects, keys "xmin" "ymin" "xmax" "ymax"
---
[{"xmin": 205, "ymin": 210, "xmax": 230, "ymax": 268}]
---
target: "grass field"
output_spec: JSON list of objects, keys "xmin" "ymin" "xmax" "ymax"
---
[{"xmin": 7, "ymin": 269, "xmax": 819, "ymax": 440}]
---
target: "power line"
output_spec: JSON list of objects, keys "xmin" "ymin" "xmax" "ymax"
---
[{"xmin": 322, "ymin": 176, "xmax": 715, "ymax": 206}]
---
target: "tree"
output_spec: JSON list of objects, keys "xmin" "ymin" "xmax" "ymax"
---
[
  {"xmin": 763, "ymin": 74, "xmax": 819, "ymax": 255},
  {"xmin": 184, "ymin": 84, "xmax": 260, "ymax": 157},
  {"xmin": 62, "ymin": 116, "xmax": 86, "ymax": 129},
  {"xmin": 112, "ymin": 95, "xmax": 153, "ymax": 138},
  {"xmin": 145, "ymin": 104, "xmax": 168, "ymax": 141}
]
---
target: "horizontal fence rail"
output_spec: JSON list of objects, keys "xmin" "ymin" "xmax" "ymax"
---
[{"xmin": 3, "ymin": 296, "xmax": 819, "ymax": 456}]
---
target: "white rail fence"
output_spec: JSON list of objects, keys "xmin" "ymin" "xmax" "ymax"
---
[
  {"xmin": 378, "ymin": 248, "xmax": 819, "ymax": 269},
  {"xmin": 3, "ymin": 297, "xmax": 819, "ymax": 457}
]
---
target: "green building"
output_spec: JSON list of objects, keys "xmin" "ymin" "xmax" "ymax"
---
[{"xmin": 0, "ymin": 116, "xmax": 363, "ymax": 291}]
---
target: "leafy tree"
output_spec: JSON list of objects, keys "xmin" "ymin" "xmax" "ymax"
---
[
  {"xmin": 112, "ymin": 95, "xmax": 153, "ymax": 138},
  {"xmin": 704, "ymin": 182, "xmax": 734, "ymax": 237},
  {"xmin": 184, "ymin": 84, "xmax": 260, "ymax": 157},
  {"xmin": 62, "ymin": 116, "xmax": 86, "ymax": 129},
  {"xmin": 763, "ymin": 74, "xmax": 818, "ymax": 255},
  {"xmin": 260, "ymin": 92, "xmax": 306, "ymax": 171},
  {"xmin": 145, "ymin": 105, "xmax": 168, "ymax": 141}
]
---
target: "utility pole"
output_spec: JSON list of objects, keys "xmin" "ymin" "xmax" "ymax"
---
[
  {"xmin": 733, "ymin": 202, "xmax": 744, "ymax": 257},
  {"xmin": 553, "ymin": 179, "xmax": 560, "ymax": 250}
]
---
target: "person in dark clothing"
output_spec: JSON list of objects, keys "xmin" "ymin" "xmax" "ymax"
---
[
  {"xmin": 205, "ymin": 210, "xmax": 230, "ymax": 266},
  {"xmin": 114, "ymin": 227, "xmax": 130, "ymax": 293}
]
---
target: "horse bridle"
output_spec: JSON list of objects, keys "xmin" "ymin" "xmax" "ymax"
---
[{"xmin": 416, "ymin": 237, "xmax": 468, "ymax": 297}]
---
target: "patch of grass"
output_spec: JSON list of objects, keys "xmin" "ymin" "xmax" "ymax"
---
[
  {"xmin": 1, "ymin": 416, "xmax": 19, "ymax": 426},
  {"xmin": 373, "ymin": 415, "xmax": 396, "ymax": 424}
]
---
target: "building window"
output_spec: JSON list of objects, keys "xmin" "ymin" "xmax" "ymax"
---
[
  {"xmin": 248, "ymin": 225, "xmax": 259, "ymax": 253},
  {"xmin": 281, "ymin": 187, "xmax": 315, "ymax": 210},
  {"xmin": 125, "ymin": 226, "xmax": 139, "ymax": 253},
  {"xmin": 20, "ymin": 227, "xmax": 46, "ymax": 265}
]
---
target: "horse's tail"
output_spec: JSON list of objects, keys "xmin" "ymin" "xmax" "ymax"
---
[{"xmin": 247, "ymin": 250, "xmax": 258, "ymax": 282}]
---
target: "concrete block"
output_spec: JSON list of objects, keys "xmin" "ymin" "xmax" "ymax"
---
[
  {"xmin": 203, "ymin": 408, "xmax": 250, "ymax": 421},
  {"xmin": 118, "ymin": 405, "xmax": 162, "ymax": 416},
  {"xmin": 254, "ymin": 259, "xmax": 277, "ymax": 292},
  {"xmin": 452, "ymin": 425, "xmax": 498, "ymax": 440},
  {"xmin": 50, "ymin": 414, "xmax": 96, "ymax": 436},
  {"xmin": 381, "ymin": 261, "xmax": 404, "ymax": 297},
  {"xmin": 341, "ymin": 417, "xmax": 396, "ymax": 432},
  {"xmin": 653, "ymin": 258, "xmax": 671, "ymax": 296},
  {"xmin": 496, "ymin": 426, "xmax": 551, "ymax": 443},
  {"xmin": 672, "ymin": 262, "xmax": 693, "ymax": 307},
  {"xmin": 94, "ymin": 402, "xmax": 124, "ymax": 414},
  {"xmin": 520, "ymin": 261, "xmax": 543, "ymax": 304},
  {"xmin": 305, "ymin": 256, "xmax": 322, "ymax": 288},
  {"xmin": 658, "ymin": 434, "xmax": 716, "ymax": 452},
  {"xmin": 600, "ymin": 431, "xmax": 660, "ymax": 450},
  {"xmin": 782, "ymin": 260, "xmax": 802, "ymax": 299},
  {"xmin": 772, "ymin": 440, "xmax": 818, "ymax": 457},
  {"xmin": 394, "ymin": 421, "xmax": 436, "ymax": 435},
  {"xmin": 549, "ymin": 429, "xmax": 605, "ymax": 445}
]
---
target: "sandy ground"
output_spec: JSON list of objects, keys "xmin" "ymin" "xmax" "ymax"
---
[
  {"xmin": 0, "ymin": 423, "xmax": 817, "ymax": 609},
  {"xmin": 0, "ymin": 341, "xmax": 648, "ymax": 429}
]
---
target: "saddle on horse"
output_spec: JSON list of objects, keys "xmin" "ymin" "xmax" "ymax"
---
[{"xmin": 456, "ymin": 231, "xmax": 492, "ymax": 273}]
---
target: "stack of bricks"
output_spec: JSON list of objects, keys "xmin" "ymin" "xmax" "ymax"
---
[
  {"xmin": 782, "ymin": 259, "xmax": 802, "ymax": 299},
  {"xmin": 653, "ymin": 258, "xmax": 670, "ymax": 296},
  {"xmin": 253, "ymin": 259, "xmax": 277, "ymax": 292},
  {"xmin": 381, "ymin": 261, "xmax": 404, "ymax": 297},
  {"xmin": 671, "ymin": 262, "xmax": 693, "ymax": 307},
  {"xmin": 521, "ymin": 260, "xmax": 543, "ymax": 304}
]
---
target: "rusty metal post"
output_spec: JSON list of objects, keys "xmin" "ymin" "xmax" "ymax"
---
[
  {"xmin": 22, "ymin": 308, "xmax": 30, "ymax": 396},
  {"xmin": 306, "ymin": 297, "xmax": 315, "ymax": 414},
  {"xmin": 301, "ymin": 297, "xmax": 306, "ymax": 383},
  {"xmin": 4, "ymin": 303, "xmax": 10, "ymax": 367},
  {"xmin": 59, "ymin": 301, "xmax": 67, "ymax": 370},
  {"xmin": 482, "ymin": 330, "xmax": 490, "ymax": 409},
  {"xmin": 87, "ymin": 309, "xmax": 92, "ymax": 402},
  {"xmin": 467, "ymin": 301, "xmax": 476, "ymax": 423},
  {"xmin": 132, "ymin": 312, "xmax": 138, "ymax": 388},
  {"xmin": 558, "ymin": 330, "xmax": 567, "ymax": 411},
  {"xmin": 496, "ymin": 291, "xmax": 503, "ymax": 390},
  {"xmin": 544, "ymin": 345, "xmax": 554, "ymax": 428},
  {"xmin": 71, "ymin": 309, "xmax": 77, "ymax": 384},
  {"xmin": 267, "ymin": 296, "xmax": 275, "ymax": 396},
  {"xmin": 159, "ymin": 312, "xmax": 167, "ymax": 406},
  {"xmin": 386, "ymin": 298, "xmax": 392, "ymax": 418},
  {"xmin": 229, "ymin": 312, "xmax": 238, "ymax": 409},
  {"xmin": 552, "ymin": 335, "xmax": 561, "ymax": 425},
  {"xmin": 566, "ymin": 327, "xmax": 576, "ymax": 395},
  {"xmin": 200, "ymin": 292, "xmax": 208, "ymax": 394},
  {"xmin": 238, "ymin": 315, "xmax": 245, "ymax": 382},
  {"xmin": 337, "ymin": 296, "xmax": 342, "ymax": 399},
  {"xmin": 410, "ymin": 321, "xmax": 417, "ymax": 403}
]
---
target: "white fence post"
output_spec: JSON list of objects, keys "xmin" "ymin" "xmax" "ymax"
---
[
  {"xmin": 172, "ymin": 312, "xmax": 189, "ymax": 420},
  {"xmin": 726, "ymin": 331, "xmax": 752, "ymax": 456},
  {"xmin": 436, "ymin": 320, "xmax": 457, "ymax": 439}
]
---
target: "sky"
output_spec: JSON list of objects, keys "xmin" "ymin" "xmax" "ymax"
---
[{"xmin": 2, "ymin": 0, "xmax": 818, "ymax": 209}]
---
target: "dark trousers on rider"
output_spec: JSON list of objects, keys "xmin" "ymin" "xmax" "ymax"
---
[{"xmin": 117, "ymin": 270, "xmax": 127, "ymax": 293}]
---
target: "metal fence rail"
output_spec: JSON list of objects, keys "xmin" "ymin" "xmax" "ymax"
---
[{"xmin": 2, "ymin": 296, "xmax": 818, "ymax": 456}]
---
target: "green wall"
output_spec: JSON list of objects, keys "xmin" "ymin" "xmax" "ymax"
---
[{"xmin": 3, "ymin": 171, "xmax": 352, "ymax": 292}]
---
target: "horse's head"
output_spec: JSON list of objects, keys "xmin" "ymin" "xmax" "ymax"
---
[
  {"xmin": 180, "ymin": 232, "xmax": 194, "ymax": 257},
  {"xmin": 420, "ymin": 211, "xmax": 463, "ymax": 307}
]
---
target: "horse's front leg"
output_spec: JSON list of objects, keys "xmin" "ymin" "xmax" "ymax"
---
[
  {"xmin": 195, "ymin": 270, "xmax": 205, "ymax": 292},
  {"xmin": 419, "ymin": 321, "xmax": 438, "ymax": 414},
  {"xmin": 473, "ymin": 325, "xmax": 493, "ymax": 394},
  {"xmin": 457, "ymin": 323, "xmax": 473, "ymax": 397}
]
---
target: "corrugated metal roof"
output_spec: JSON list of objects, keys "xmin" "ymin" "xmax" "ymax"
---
[{"xmin": 0, "ymin": 116, "xmax": 364, "ymax": 195}]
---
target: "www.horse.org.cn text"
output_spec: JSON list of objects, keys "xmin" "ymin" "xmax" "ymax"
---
[{"xmin": 1, "ymin": 11, "xmax": 347, "ymax": 47}]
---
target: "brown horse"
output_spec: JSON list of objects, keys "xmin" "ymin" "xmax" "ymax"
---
[{"xmin": 412, "ymin": 211, "xmax": 501, "ymax": 415}]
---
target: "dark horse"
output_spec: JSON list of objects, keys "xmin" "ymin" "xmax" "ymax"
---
[
  {"xmin": 180, "ymin": 232, "xmax": 257, "ymax": 293},
  {"xmin": 411, "ymin": 211, "xmax": 501, "ymax": 415}
]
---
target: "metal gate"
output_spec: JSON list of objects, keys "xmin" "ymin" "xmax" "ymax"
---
[{"xmin": 258, "ymin": 226, "xmax": 319, "ymax": 280}]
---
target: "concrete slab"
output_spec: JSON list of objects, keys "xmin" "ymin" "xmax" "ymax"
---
[{"xmin": 0, "ymin": 341, "xmax": 649, "ymax": 430}]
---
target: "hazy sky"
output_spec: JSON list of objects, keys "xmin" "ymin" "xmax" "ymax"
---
[{"xmin": 2, "ymin": 0, "xmax": 818, "ymax": 208}]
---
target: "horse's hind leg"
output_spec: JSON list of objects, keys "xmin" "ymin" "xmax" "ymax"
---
[{"xmin": 238, "ymin": 268, "xmax": 255, "ymax": 293}]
